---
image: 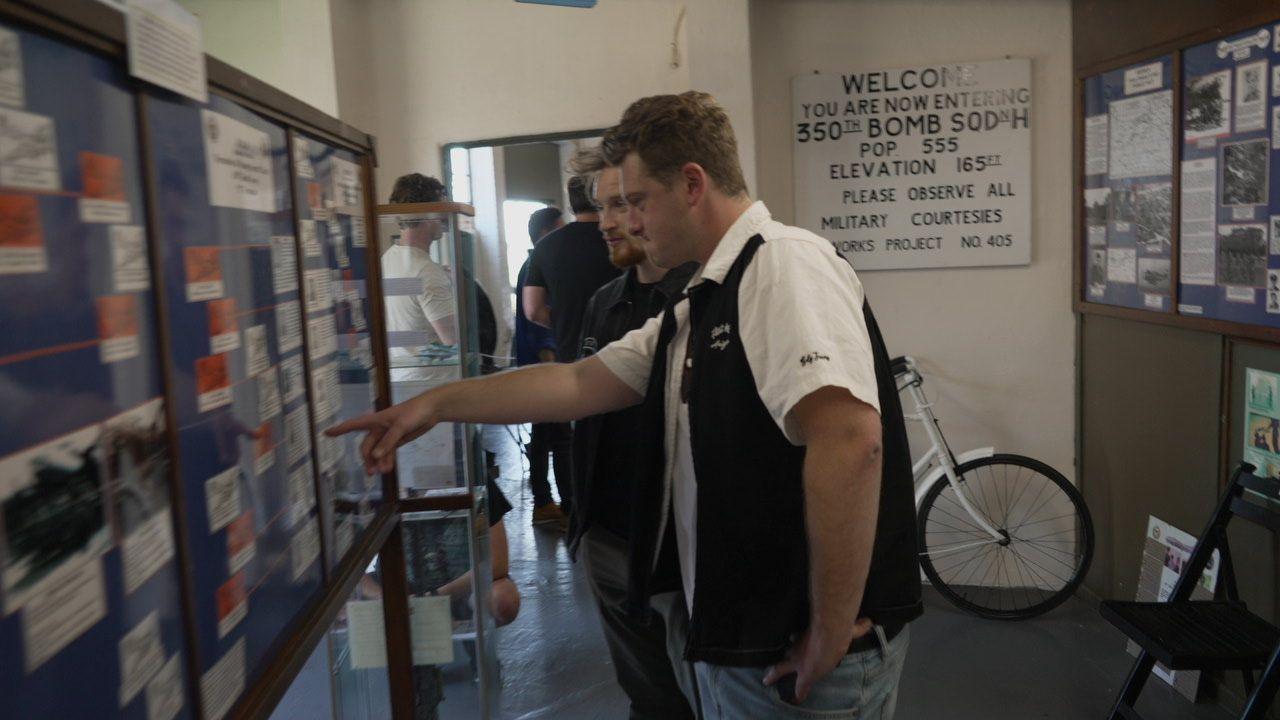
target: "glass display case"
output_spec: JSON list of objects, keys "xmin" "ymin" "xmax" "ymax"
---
[{"xmin": 376, "ymin": 202, "xmax": 500, "ymax": 718}]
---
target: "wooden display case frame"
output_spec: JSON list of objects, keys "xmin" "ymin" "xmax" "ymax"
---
[{"xmin": 0, "ymin": 1, "xmax": 418, "ymax": 718}]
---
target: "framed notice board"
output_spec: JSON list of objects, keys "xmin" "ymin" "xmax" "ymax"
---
[
  {"xmin": 144, "ymin": 90, "xmax": 325, "ymax": 720},
  {"xmin": 1081, "ymin": 56, "xmax": 1176, "ymax": 311},
  {"xmin": 0, "ymin": 1, "xmax": 421, "ymax": 718},
  {"xmin": 0, "ymin": 20, "xmax": 192, "ymax": 720},
  {"xmin": 1076, "ymin": 12, "xmax": 1280, "ymax": 345},
  {"xmin": 1177, "ymin": 24, "xmax": 1280, "ymax": 325}
]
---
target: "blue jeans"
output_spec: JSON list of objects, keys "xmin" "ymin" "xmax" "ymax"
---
[{"xmin": 693, "ymin": 625, "xmax": 909, "ymax": 719}]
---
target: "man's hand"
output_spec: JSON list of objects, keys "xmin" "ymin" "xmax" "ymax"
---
[
  {"xmin": 326, "ymin": 393, "xmax": 438, "ymax": 475},
  {"xmin": 763, "ymin": 618, "xmax": 872, "ymax": 703},
  {"xmin": 538, "ymin": 348, "xmax": 556, "ymax": 363}
]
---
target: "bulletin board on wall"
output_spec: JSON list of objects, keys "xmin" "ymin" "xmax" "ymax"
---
[
  {"xmin": 0, "ymin": 1, "xmax": 412, "ymax": 719},
  {"xmin": 1074, "ymin": 6, "xmax": 1280, "ymax": 344}
]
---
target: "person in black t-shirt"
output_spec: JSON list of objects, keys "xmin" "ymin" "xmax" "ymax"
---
[
  {"xmin": 521, "ymin": 166, "xmax": 621, "ymax": 524},
  {"xmin": 569, "ymin": 149, "xmax": 698, "ymax": 719}
]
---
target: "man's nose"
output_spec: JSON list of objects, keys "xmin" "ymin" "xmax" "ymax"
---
[{"xmin": 627, "ymin": 207, "xmax": 643, "ymax": 235}]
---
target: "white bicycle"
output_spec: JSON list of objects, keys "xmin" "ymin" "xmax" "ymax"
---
[{"xmin": 894, "ymin": 356, "xmax": 1094, "ymax": 620}]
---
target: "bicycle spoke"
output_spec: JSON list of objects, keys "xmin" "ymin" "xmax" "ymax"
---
[
  {"xmin": 928, "ymin": 502, "xmax": 994, "ymax": 535},
  {"xmin": 1010, "ymin": 512, "xmax": 1080, "ymax": 533},
  {"xmin": 936, "ymin": 490, "xmax": 998, "ymax": 528}
]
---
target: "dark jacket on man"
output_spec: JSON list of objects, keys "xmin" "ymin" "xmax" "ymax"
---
[
  {"xmin": 625, "ymin": 235, "xmax": 923, "ymax": 667},
  {"xmin": 567, "ymin": 262, "xmax": 697, "ymax": 558}
]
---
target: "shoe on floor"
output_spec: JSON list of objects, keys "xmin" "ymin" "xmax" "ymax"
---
[{"xmin": 532, "ymin": 503, "xmax": 569, "ymax": 532}]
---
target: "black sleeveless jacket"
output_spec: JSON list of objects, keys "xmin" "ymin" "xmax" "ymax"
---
[{"xmin": 625, "ymin": 234, "xmax": 923, "ymax": 667}]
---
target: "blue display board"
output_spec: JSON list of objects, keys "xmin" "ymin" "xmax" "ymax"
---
[
  {"xmin": 1179, "ymin": 23, "xmax": 1280, "ymax": 324},
  {"xmin": 0, "ymin": 23, "xmax": 191, "ymax": 720},
  {"xmin": 1082, "ymin": 56, "xmax": 1176, "ymax": 311},
  {"xmin": 145, "ymin": 92, "xmax": 324, "ymax": 720},
  {"xmin": 291, "ymin": 134, "xmax": 381, "ymax": 569}
]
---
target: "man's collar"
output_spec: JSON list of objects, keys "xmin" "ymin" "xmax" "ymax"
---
[{"xmin": 687, "ymin": 201, "xmax": 770, "ymax": 288}]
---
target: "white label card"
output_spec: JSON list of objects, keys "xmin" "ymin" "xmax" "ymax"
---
[
  {"xmin": 293, "ymin": 137, "xmax": 313, "ymax": 179},
  {"xmin": 276, "ymin": 300, "xmax": 302, "ymax": 354},
  {"xmin": 0, "ymin": 27, "xmax": 24, "ymax": 108},
  {"xmin": 204, "ymin": 466, "xmax": 240, "ymax": 532},
  {"xmin": 244, "ymin": 325, "xmax": 269, "ymax": 377},
  {"xmin": 81, "ymin": 199, "xmax": 132, "ymax": 224},
  {"xmin": 110, "ymin": 225, "xmax": 150, "ymax": 292},
  {"xmin": 145, "ymin": 654, "xmax": 185, "ymax": 720},
  {"xmin": 300, "ymin": 219, "xmax": 320, "ymax": 258},
  {"xmin": 270, "ymin": 235, "xmax": 298, "ymax": 295},
  {"xmin": 200, "ymin": 109, "xmax": 274, "ymax": 212},
  {"xmin": 126, "ymin": 0, "xmax": 207, "ymax": 103},
  {"xmin": 1124, "ymin": 61, "xmax": 1163, "ymax": 95},
  {"xmin": 351, "ymin": 216, "xmax": 367, "ymax": 247},
  {"xmin": 201, "ymin": 638, "xmax": 245, "ymax": 720},
  {"xmin": 22, "ymin": 557, "xmax": 107, "ymax": 672},
  {"xmin": 285, "ymin": 406, "xmax": 310, "ymax": 464},
  {"xmin": 123, "ymin": 510, "xmax": 175, "ymax": 595},
  {"xmin": 258, "ymin": 369, "xmax": 282, "ymax": 420},
  {"xmin": 307, "ymin": 314, "xmax": 337, "ymax": 359},
  {"xmin": 281, "ymin": 355, "xmax": 305, "ymax": 403},
  {"xmin": 118, "ymin": 611, "xmax": 165, "ymax": 707},
  {"xmin": 0, "ymin": 109, "xmax": 60, "ymax": 191},
  {"xmin": 304, "ymin": 268, "xmax": 333, "ymax": 314}
]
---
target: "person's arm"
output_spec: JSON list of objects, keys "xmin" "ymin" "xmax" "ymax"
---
[
  {"xmin": 523, "ymin": 285, "xmax": 551, "ymax": 328},
  {"xmin": 523, "ymin": 247, "xmax": 553, "ymax": 328},
  {"xmin": 429, "ymin": 315, "xmax": 458, "ymax": 345},
  {"xmin": 328, "ymin": 356, "xmax": 639, "ymax": 475},
  {"xmin": 421, "ymin": 263, "xmax": 459, "ymax": 344},
  {"xmin": 763, "ymin": 387, "xmax": 882, "ymax": 702}
]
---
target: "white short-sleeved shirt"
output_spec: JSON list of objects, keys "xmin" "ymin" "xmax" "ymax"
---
[
  {"xmin": 595, "ymin": 201, "xmax": 881, "ymax": 613},
  {"xmin": 382, "ymin": 244, "xmax": 456, "ymax": 382}
]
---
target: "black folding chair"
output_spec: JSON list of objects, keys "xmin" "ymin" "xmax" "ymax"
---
[{"xmin": 1101, "ymin": 463, "xmax": 1280, "ymax": 719}]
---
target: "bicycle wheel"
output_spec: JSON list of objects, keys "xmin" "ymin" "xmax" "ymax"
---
[{"xmin": 917, "ymin": 454, "xmax": 1094, "ymax": 620}]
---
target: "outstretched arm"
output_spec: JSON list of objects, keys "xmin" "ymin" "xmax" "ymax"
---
[{"xmin": 327, "ymin": 356, "xmax": 639, "ymax": 475}]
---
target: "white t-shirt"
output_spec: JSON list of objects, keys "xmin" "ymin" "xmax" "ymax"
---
[
  {"xmin": 596, "ymin": 201, "xmax": 881, "ymax": 614},
  {"xmin": 382, "ymin": 244, "xmax": 457, "ymax": 383}
]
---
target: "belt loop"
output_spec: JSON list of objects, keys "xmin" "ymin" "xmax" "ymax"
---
[{"xmin": 873, "ymin": 624, "xmax": 889, "ymax": 661}]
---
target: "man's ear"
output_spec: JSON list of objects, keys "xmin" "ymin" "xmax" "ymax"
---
[{"xmin": 682, "ymin": 162, "xmax": 707, "ymax": 207}]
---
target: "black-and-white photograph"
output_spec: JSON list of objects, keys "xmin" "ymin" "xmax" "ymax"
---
[
  {"xmin": 1270, "ymin": 215, "xmax": 1280, "ymax": 256},
  {"xmin": 1185, "ymin": 69, "xmax": 1231, "ymax": 139},
  {"xmin": 0, "ymin": 425, "xmax": 110, "ymax": 608},
  {"xmin": 1089, "ymin": 249, "xmax": 1107, "ymax": 295},
  {"xmin": 1085, "ymin": 188, "xmax": 1108, "ymax": 226},
  {"xmin": 1108, "ymin": 187, "xmax": 1135, "ymax": 225},
  {"xmin": 1242, "ymin": 63, "xmax": 1262, "ymax": 103},
  {"xmin": 1217, "ymin": 223, "xmax": 1268, "ymax": 288},
  {"xmin": 103, "ymin": 399, "xmax": 170, "ymax": 540},
  {"xmin": 1222, "ymin": 139, "xmax": 1268, "ymax": 206},
  {"xmin": 1137, "ymin": 257, "xmax": 1172, "ymax": 295},
  {"xmin": 1133, "ymin": 182, "xmax": 1172, "ymax": 253}
]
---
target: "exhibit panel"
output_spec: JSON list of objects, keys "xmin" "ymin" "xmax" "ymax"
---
[
  {"xmin": 1178, "ymin": 22, "xmax": 1280, "ymax": 324},
  {"xmin": 290, "ymin": 132, "xmax": 382, "ymax": 572},
  {"xmin": 0, "ymin": 20, "xmax": 193, "ymax": 720},
  {"xmin": 1081, "ymin": 56, "xmax": 1176, "ymax": 310},
  {"xmin": 144, "ymin": 91, "xmax": 323, "ymax": 720}
]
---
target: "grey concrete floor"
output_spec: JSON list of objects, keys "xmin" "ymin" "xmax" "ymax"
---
[{"xmin": 484, "ymin": 424, "xmax": 1239, "ymax": 720}]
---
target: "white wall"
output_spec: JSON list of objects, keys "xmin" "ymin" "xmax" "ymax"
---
[
  {"xmin": 750, "ymin": 0, "xmax": 1076, "ymax": 480},
  {"xmin": 180, "ymin": 0, "xmax": 339, "ymax": 116},
  {"xmin": 329, "ymin": 0, "xmax": 756, "ymax": 196}
]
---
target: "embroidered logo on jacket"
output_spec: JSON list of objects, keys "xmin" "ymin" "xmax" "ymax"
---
[
  {"xmin": 581, "ymin": 336, "xmax": 599, "ymax": 356},
  {"xmin": 709, "ymin": 323, "xmax": 732, "ymax": 351}
]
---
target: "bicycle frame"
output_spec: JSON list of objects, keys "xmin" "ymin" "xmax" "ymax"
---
[{"xmin": 897, "ymin": 357, "xmax": 1005, "ymax": 551}]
